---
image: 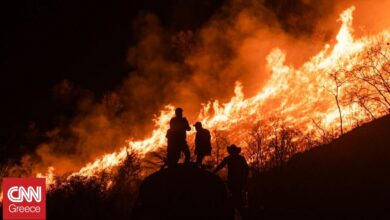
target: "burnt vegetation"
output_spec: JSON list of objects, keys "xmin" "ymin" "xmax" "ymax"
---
[
  {"xmin": 247, "ymin": 114, "xmax": 390, "ymax": 219},
  {"xmin": 45, "ymin": 152, "xmax": 142, "ymax": 220}
]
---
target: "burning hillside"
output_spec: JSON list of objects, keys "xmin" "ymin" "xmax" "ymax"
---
[
  {"xmin": 39, "ymin": 5, "xmax": 390, "ymax": 185},
  {"xmin": 1, "ymin": 3, "xmax": 389, "ymax": 202}
]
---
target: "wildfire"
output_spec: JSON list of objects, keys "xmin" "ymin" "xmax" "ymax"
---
[{"xmin": 6, "ymin": 6, "xmax": 389, "ymax": 191}]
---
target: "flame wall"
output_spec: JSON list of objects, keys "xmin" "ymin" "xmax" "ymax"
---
[{"xmin": 1, "ymin": 0, "xmax": 389, "ymax": 192}]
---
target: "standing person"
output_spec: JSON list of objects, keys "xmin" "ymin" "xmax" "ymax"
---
[
  {"xmin": 214, "ymin": 144, "xmax": 249, "ymax": 218},
  {"xmin": 165, "ymin": 125, "xmax": 180, "ymax": 168},
  {"xmin": 169, "ymin": 107, "xmax": 191, "ymax": 164},
  {"xmin": 193, "ymin": 122, "xmax": 211, "ymax": 167}
]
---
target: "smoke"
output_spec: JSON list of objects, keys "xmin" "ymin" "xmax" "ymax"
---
[
  {"xmin": 123, "ymin": 0, "xmax": 336, "ymax": 115},
  {"xmin": 23, "ymin": 0, "xmax": 390, "ymax": 175}
]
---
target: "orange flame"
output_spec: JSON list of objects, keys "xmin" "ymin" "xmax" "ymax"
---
[{"xmin": 32, "ymin": 6, "xmax": 390, "ymax": 187}]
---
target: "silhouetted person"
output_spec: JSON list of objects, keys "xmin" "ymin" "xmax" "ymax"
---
[
  {"xmin": 214, "ymin": 144, "xmax": 249, "ymax": 218},
  {"xmin": 168, "ymin": 107, "xmax": 191, "ymax": 165},
  {"xmin": 166, "ymin": 127, "xmax": 181, "ymax": 167},
  {"xmin": 194, "ymin": 122, "xmax": 211, "ymax": 167}
]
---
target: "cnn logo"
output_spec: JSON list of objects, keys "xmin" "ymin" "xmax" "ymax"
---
[
  {"xmin": 2, "ymin": 178, "xmax": 46, "ymax": 220},
  {"xmin": 7, "ymin": 186, "xmax": 42, "ymax": 203}
]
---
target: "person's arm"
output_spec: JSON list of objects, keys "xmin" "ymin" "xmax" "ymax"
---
[
  {"xmin": 205, "ymin": 130, "xmax": 212, "ymax": 148},
  {"xmin": 184, "ymin": 118, "xmax": 191, "ymax": 131},
  {"xmin": 213, "ymin": 157, "xmax": 228, "ymax": 173},
  {"xmin": 206, "ymin": 130, "xmax": 211, "ymax": 142}
]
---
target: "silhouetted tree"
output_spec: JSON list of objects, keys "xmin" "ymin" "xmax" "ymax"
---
[
  {"xmin": 348, "ymin": 40, "xmax": 390, "ymax": 113},
  {"xmin": 269, "ymin": 119, "xmax": 299, "ymax": 168},
  {"xmin": 212, "ymin": 130, "xmax": 229, "ymax": 164},
  {"xmin": 47, "ymin": 150, "xmax": 142, "ymax": 220},
  {"xmin": 245, "ymin": 121, "xmax": 270, "ymax": 174},
  {"xmin": 324, "ymin": 69, "xmax": 347, "ymax": 135},
  {"xmin": 345, "ymin": 84, "xmax": 377, "ymax": 120},
  {"xmin": 310, "ymin": 117, "xmax": 334, "ymax": 144}
]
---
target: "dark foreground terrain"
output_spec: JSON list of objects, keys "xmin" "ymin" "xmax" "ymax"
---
[
  {"xmin": 1, "ymin": 115, "xmax": 389, "ymax": 220},
  {"xmin": 133, "ymin": 116, "xmax": 390, "ymax": 220},
  {"xmin": 132, "ymin": 165, "xmax": 233, "ymax": 220},
  {"xmin": 248, "ymin": 115, "xmax": 390, "ymax": 219}
]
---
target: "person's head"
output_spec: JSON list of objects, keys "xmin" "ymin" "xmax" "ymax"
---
[
  {"xmin": 193, "ymin": 122, "xmax": 203, "ymax": 131},
  {"xmin": 227, "ymin": 144, "xmax": 241, "ymax": 155},
  {"xmin": 175, "ymin": 107, "xmax": 183, "ymax": 118}
]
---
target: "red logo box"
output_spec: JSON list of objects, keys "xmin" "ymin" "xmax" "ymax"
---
[{"xmin": 2, "ymin": 178, "xmax": 46, "ymax": 220}]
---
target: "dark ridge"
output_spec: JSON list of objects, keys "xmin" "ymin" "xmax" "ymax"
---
[
  {"xmin": 248, "ymin": 115, "xmax": 390, "ymax": 219},
  {"xmin": 132, "ymin": 164, "xmax": 234, "ymax": 220}
]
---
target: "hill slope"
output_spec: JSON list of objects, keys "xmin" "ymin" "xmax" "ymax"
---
[
  {"xmin": 132, "ymin": 164, "xmax": 233, "ymax": 220},
  {"xmin": 249, "ymin": 115, "xmax": 390, "ymax": 219}
]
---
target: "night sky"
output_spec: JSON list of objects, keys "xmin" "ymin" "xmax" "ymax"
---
[
  {"xmin": 1, "ymin": 0, "xmax": 331, "ymax": 162},
  {"xmin": 1, "ymin": 0, "xmax": 226, "ymax": 161}
]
